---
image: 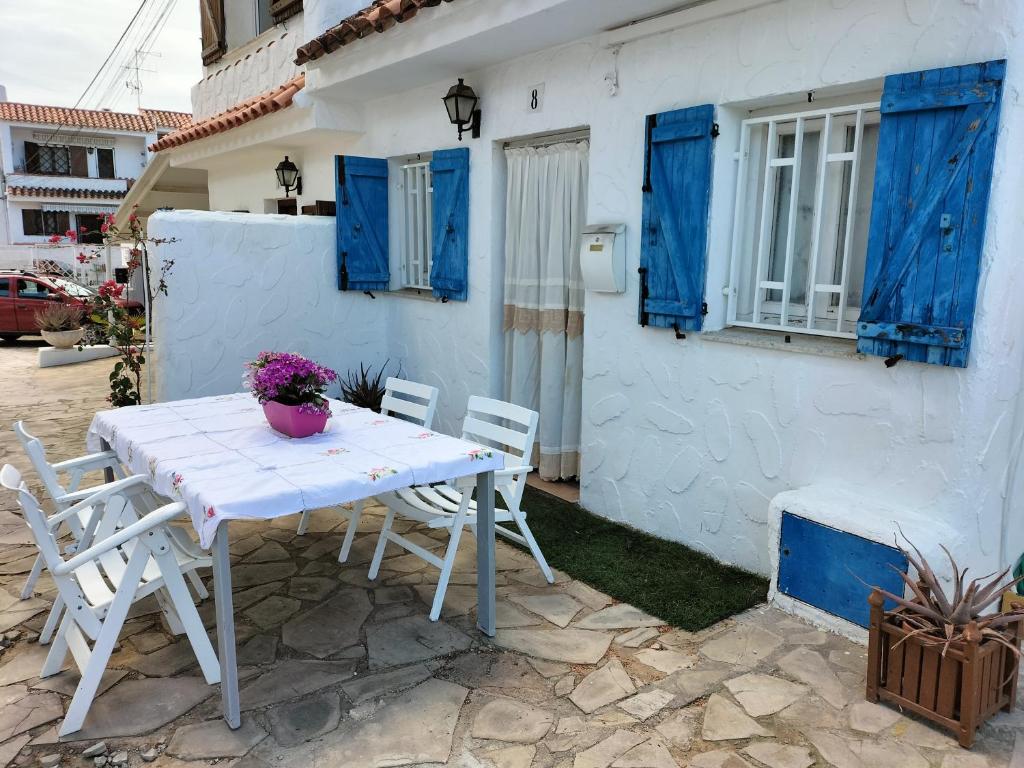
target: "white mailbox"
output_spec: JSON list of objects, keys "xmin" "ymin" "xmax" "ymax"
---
[{"xmin": 579, "ymin": 224, "xmax": 625, "ymax": 293}]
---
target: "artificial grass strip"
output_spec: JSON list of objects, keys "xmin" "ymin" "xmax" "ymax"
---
[{"xmin": 518, "ymin": 485, "xmax": 769, "ymax": 631}]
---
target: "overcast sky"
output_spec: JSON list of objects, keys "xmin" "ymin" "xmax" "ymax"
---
[{"xmin": 0, "ymin": 0, "xmax": 201, "ymax": 114}]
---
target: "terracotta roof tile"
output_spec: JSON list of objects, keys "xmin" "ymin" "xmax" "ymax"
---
[
  {"xmin": 295, "ymin": 0, "xmax": 455, "ymax": 65},
  {"xmin": 148, "ymin": 75, "xmax": 305, "ymax": 152},
  {"xmin": 0, "ymin": 102, "xmax": 191, "ymax": 133},
  {"xmin": 8, "ymin": 186, "xmax": 127, "ymax": 200}
]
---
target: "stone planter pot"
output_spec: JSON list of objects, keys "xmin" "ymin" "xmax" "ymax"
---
[
  {"xmin": 866, "ymin": 589, "xmax": 1024, "ymax": 748},
  {"xmin": 40, "ymin": 328, "xmax": 85, "ymax": 350},
  {"xmin": 262, "ymin": 401, "xmax": 328, "ymax": 438}
]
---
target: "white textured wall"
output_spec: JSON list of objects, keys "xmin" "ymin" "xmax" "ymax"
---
[
  {"xmin": 150, "ymin": 210, "xmax": 388, "ymax": 400},
  {"xmin": 183, "ymin": 0, "xmax": 1024, "ymax": 577}
]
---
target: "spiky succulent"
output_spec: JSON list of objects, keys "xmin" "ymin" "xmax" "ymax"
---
[
  {"xmin": 874, "ymin": 535, "xmax": 1024, "ymax": 657},
  {"xmin": 339, "ymin": 361, "xmax": 400, "ymax": 413}
]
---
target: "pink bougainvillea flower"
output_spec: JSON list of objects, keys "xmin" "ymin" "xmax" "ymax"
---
[
  {"xmin": 76, "ymin": 252, "xmax": 88, "ymax": 264},
  {"xmin": 97, "ymin": 279, "xmax": 124, "ymax": 298},
  {"xmin": 47, "ymin": 234, "xmax": 61, "ymax": 244}
]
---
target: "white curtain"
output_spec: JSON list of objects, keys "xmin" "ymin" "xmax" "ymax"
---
[{"xmin": 503, "ymin": 141, "xmax": 588, "ymax": 481}]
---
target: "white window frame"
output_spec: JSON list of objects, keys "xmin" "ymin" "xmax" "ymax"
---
[
  {"xmin": 398, "ymin": 159, "xmax": 433, "ymax": 290},
  {"xmin": 726, "ymin": 101, "xmax": 881, "ymax": 339}
]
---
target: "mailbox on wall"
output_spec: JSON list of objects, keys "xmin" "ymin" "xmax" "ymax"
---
[{"xmin": 579, "ymin": 224, "xmax": 625, "ymax": 293}]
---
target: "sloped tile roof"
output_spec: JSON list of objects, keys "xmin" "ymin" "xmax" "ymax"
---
[
  {"xmin": 295, "ymin": 0, "xmax": 455, "ymax": 65},
  {"xmin": 148, "ymin": 75, "xmax": 305, "ymax": 152},
  {"xmin": 8, "ymin": 186, "xmax": 127, "ymax": 200},
  {"xmin": 0, "ymin": 102, "xmax": 190, "ymax": 133}
]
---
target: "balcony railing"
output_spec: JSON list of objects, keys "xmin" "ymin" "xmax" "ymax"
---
[{"xmin": 6, "ymin": 173, "xmax": 130, "ymax": 196}]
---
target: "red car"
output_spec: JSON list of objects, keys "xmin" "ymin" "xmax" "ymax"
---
[{"xmin": 0, "ymin": 271, "xmax": 143, "ymax": 342}]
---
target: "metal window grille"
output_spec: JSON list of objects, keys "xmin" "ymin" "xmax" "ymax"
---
[
  {"xmin": 727, "ymin": 102, "xmax": 881, "ymax": 338},
  {"xmin": 400, "ymin": 160, "xmax": 433, "ymax": 290}
]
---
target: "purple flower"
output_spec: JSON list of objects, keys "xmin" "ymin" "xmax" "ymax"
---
[{"xmin": 247, "ymin": 352, "xmax": 338, "ymax": 416}]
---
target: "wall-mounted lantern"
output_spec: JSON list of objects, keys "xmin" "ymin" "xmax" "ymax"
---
[
  {"xmin": 275, "ymin": 155, "xmax": 302, "ymax": 197},
  {"xmin": 443, "ymin": 78, "xmax": 481, "ymax": 141}
]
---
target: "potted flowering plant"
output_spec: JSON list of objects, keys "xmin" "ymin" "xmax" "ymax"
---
[{"xmin": 246, "ymin": 352, "xmax": 338, "ymax": 438}]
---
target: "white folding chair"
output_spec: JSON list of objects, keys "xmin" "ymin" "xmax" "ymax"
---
[
  {"xmin": 369, "ymin": 396, "xmax": 552, "ymax": 620},
  {"xmin": 0, "ymin": 464, "xmax": 219, "ymax": 737},
  {"xmin": 14, "ymin": 421, "xmax": 210, "ymax": 643},
  {"xmin": 295, "ymin": 377, "xmax": 440, "ymax": 564}
]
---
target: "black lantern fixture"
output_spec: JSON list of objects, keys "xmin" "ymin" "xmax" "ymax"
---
[
  {"xmin": 275, "ymin": 155, "xmax": 302, "ymax": 197},
  {"xmin": 443, "ymin": 78, "xmax": 481, "ymax": 141}
]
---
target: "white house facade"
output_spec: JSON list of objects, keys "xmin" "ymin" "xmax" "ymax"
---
[
  {"xmin": 0, "ymin": 99, "xmax": 191, "ymax": 245},
  {"xmin": 148, "ymin": 0, "xmax": 1024, "ymax": 636}
]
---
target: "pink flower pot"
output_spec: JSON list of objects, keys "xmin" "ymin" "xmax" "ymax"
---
[{"xmin": 262, "ymin": 401, "xmax": 328, "ymax": 438}]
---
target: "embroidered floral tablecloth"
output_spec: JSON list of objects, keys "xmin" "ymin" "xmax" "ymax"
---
[{"xmin": 86, "ymin": 393, "xmax": 504, "ymax": 548}]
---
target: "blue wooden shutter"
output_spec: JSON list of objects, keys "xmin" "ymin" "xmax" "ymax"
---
[
  {"xmin": 640, "ymin": 104, "xmax": 715, "ymax": 332},
  {"xmin": 336, "ymin": 155, "xmax": 389, "ymax": 292},
  {"xmin": 429, "ymin": 147, "xmax": 470, "ymax": 302},
  {"xmin": 857, "ymin": 59, "xmax": 1005, "ymax": 367}
]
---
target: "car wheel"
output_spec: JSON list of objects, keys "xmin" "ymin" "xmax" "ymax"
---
[{"xmin": 0, "ymin": 334, "xmax": 21, "ymax": 343}]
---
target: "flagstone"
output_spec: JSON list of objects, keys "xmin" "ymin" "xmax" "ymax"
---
[
  {"xmin": 71, "ymin": 678, "xmax": 214, "ymax": 739},
  {"xmin": 528, "ymin": 658, "xmax": 571, "ymax": 678},
  {"xmin": 656, "ymin": 666, "xmax": 732, "ymax": 707},
  {"xmin": 122, "ymin": 640, "xmax": 200, "ymax": 677},
  {"xmin": 615, "ymin": 628, "xmax": 659, "ymax": 648},
  {"xmin": 804, "ymin": 730, "xmax": 863, "ymax": 768},
  {"xmin": 0, "ymin": 645, "xmax": 49, "ymax": 686},
  {"xmin": 366, "ymin": 614, "xmax": 472, "ymax": 668},
  {"xmin": 847, "ymin": 699, "xmax": 902, "ymax": 733},
  {"xmin": 267, "ymin": 691, "xmax": 341, "ymax": 747},
  {"xmin": 631, "ymin": 649, "xmax": 695, "ymax": 675},
  {"xmin": 723, "ymin": 673, "xmax": 807, "ymax": 717},
  {"xmin": 229, "ymin": 535, "xmax": 263, "ymax": 557},
  {"xmin": 573, "ymin": 729, "xmax": 646, "ymax": 768},
  {"xmin": 570, "ymin": 660, "xmax": 636, "ymax": 713},
  {"xmin": 239, "ymin": 659, "xmax": 357, "ymax": 710},
  {"xmin": 282, "ymin": 588, "xmax": 372, "ymax": 659},
  {"xmin": 167, "ymin": 717, "xmax": 267, "ymax": 759},
  {"xmin": 129, "ymin": 632, "xmax": 170, "ymax": 654},
  {"xmin": 237, "ymin": 635, "xmax": 278, "ymax": 666},
  {"xmin": 244, "ymin": 541, "xmax": 290, "ymax": 563},
  {"xmin": 495, "ymin": 602, "xmax": 543, "ymax": 629},
  {"xmin": 653, "ymin": 709, "xmax": 697, "ymax": 749},
  {"xmin": 563, "ymin": 582, "xmax": 614, "ymax": 611},
  {"xmin": 414, "ymin": 584, "xmax": 477, "ymax": 616},
  {"xmin": 340, "ymin": 664, "xmax": 433, "ymax": 704},
  {"xmin": 478, "ymin": 744, "xmax": 536, "ymax": 768},
  {"xmin": 775, "ymin": 695, "xmax": 844, "ymax": 730},
  {"xmin": 699, "ymin": 625, "xmax": 783, "ymax": 668},
  {"xmin": 555, "ymin": 675, "xmax": 575, "ymax": 696},
  {"xmin": 701, "ymin": 694, "xmax": 771, "ymax": 741},
  {"xmin": 0, "ymin": 734, "xmax": 31, "ymax": 768},
  {"xmin": 298, "ymin": 536, "xmax": 344, "ymax": 561},
  {"xmin": 493, "ymin": 629, "xmax": 611, "ymax": 664},
  {"xmin": 688, "ymin": 749, "xmax": 755, "ymax": 768},
  {"xmin": 575, "ymin": 604, "xmax": 662, "ymax": 630},
  {"xmin": 472, "ymin": 698, "xmax": 554, "ymax": 742},
  {"xmin": 777, "ymin": 648, "xmax": 849, "ymax": 709},
  {"xmin": 275, "ymin": 509, "xmax": 341, "ymax": 534},
  {"xmin": 244, "ymin": 596, "xmax": 301, "ymax": 629},
  {"xmin": 32, "ymin": 668, "xmax": 126, "ymax": 699},
  {"xmin": 742, "ymin": 742, "xmax": 813, "ymax": 768},
  {"xmin": 612, "ymin": 737, "xmax": 677, "ymax": 768},
  {"xmin": 373, "ymin": 586, "xmax": 414, "ymax": 604},
  {"xmin": 0, "ymin": 691, "xmax": 62, "ymax": 741},
  {"xmin": 616, "ymin": 689, "xmax": 675, "ymax": 720},
  {"xmin": 508, "ymin": 593, "xmax": 584, "ymax": 628},
  {"xmin": 849, "ymin": 738, "xmax": 928, "ymax": 768},
  {"xmin": 446, "ymin": 651, "xmax": 550, "ymax": 693},
  {"xmin": 229, "ymin": 562, "xmax": 298, "ymax": 588}
]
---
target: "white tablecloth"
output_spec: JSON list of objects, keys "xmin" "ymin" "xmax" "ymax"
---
[{"xmin": 86, "ymin": 393, "xmax": 504, "ymax": 548}]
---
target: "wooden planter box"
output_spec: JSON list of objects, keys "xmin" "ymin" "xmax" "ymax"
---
[{"xmin": 866, "ymin": 589, "xmax": 1023, "ymax": 748}]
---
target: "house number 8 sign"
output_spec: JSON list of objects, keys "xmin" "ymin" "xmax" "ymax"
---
[{"xmin": 527, "ymin": 83, "xmax": 545, "ymax": 113}]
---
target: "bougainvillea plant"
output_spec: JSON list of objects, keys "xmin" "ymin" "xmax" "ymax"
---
[
  {"xmin": 246, "ymin": 352, "xmax": 339, "ymax": 416},
  {"xmin": 50, "ymin": 205, "xmax": 176, "ymax": 406}
]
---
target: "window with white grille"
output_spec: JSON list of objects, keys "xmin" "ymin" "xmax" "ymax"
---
[
  {"xmin": 727, "ymin": 102, "xmax": 881, "ymax": 338},
  {"xmin": 398, "ymin": 160, "xmax": 433, "ymax": 290}
]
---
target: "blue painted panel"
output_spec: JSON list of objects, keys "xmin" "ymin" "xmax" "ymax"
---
[
  {"xmin": 858, "ymin": 59, "xmax": 1005, "ymax": 367},
  {"xmin": 336, "ymin": 155, "xmax": 389, "ymax": 292},
  {"xmin": 777, "ymin": 512, "xmax": 908, "ymax": 628},
  {"xmin": 639, "ymin": 104, "xmax": 714, "ymax": 332},
  {"xmin": 429, "ymin": 147, "xmax": 470, "ymax": 302}
]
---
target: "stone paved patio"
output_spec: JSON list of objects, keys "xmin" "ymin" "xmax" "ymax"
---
[{"xmin": 0, "ymin": 343, "xmax": 1021, "ymax": 768}]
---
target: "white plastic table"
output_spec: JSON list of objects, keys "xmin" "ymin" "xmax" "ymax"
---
[{"xmin": 87, "ymin": 393, "xmax": 503, "ymax": 728}]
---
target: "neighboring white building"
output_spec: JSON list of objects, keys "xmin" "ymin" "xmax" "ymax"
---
[
  {"xmin": 148, "ymin": 0, "xmax": 1024, "ymax": 635},
  {"xmin": 0, "ymin": 95, "xmax": 191, "ymax": 245}
]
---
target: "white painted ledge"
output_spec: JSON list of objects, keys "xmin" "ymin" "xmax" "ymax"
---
[{"xmin": 38, "ymin": 345, "xmax": 119, "ymax": 368}]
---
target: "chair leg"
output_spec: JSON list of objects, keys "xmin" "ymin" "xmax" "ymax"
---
[
  {"xmin": 40, "ymin": 613, "xmax": 72, "ymax": 678},
  {"xmin": 156, "ymin": 551, "xmax": 220, "ymax": 685},
  {"xmin": 154, "ymin": 588, "xmax": 186, "ymax": 635},
  {"xmin": 20, "ymin": 554, "xmax": 43, "ymax": 600},
  {"xmin": 429, "ymin": 501, "xmax": 470, "ymax": 622},
  {"xmin": 186, "ymin": 569, "xmax": 209, "ymax": 600},
  {"xmin": 338, "ymin": 501, "xmax": 363, "ymax": 564},
  {"xmin": 296, "ymin": 509, "xmax": 312, "ymax": 535},
  {"xmin": 39, "ymin": 595, "xmax": 65, "ymax": 645},
  {"xmin": 511, "ymin": 509, "xmax": 554, "ymax": 584},
  {"xmin": 367, "ymin": 507, "xmax": 395, "ymax": 580}
]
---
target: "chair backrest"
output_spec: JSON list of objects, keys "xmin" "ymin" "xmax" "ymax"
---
[
  {"xmin": 461, "ymin": 396, "xmax": 539, "ymax": 464},
  {"xmin": 13, "ymin": 421, "xmax": 68, "ymax": 502},
  {"xmin": 0, "ymin": 464, "xmax": 64, "ymax": 573},
  {"xmin": 381, "ymin": 377, "xmax": 439, "ymax": 429}
]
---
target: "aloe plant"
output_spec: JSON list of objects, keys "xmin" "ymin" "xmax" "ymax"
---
[
  {"xmin": 339, "ymin": 361, "xmax": 400, "ymax": 412},
  {"xmin": 874, "ymin": 536, "xmax": 1024, "ymax": 656}
]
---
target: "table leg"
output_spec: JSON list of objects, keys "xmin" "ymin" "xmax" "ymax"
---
[
  {"xmin": 100, "ymin": 439, "xmax": 115, "ymax": 483},
  {"xmin": 476, "ymin": 469, "xmax": 496, "ymax": 636},
  {"xmin": 212, "ymin": 522, "xmax": 240, "ymax": 729}
]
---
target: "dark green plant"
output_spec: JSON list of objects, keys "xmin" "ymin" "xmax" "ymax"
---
[{"xmin": 339, "ymin": 361, "xmax": 401, "ymax": 412}]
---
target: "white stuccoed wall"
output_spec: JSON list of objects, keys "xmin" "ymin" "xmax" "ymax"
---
[{"xmin": 174, "ymin": 0, "xmax": 1024, "ymax": 578}]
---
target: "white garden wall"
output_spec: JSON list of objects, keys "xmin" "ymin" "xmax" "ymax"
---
[{"xmin": 168, "ymin": 0, "xmax": 1024, "ymax": 579}]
